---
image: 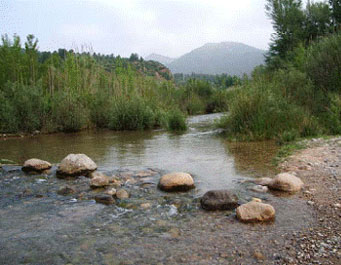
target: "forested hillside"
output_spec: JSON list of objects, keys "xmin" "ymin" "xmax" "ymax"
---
[{"xmin": 0, "ymin": 35, "xmax": 231, "ymax": 134}]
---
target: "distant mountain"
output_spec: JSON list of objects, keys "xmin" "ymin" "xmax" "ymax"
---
[
  {"xmin": 145, "ymin": 53, "xmax": 175, "ymax": 65},
  {"xmin": 148, "ymin": 42, "xmax": 266, "ymax": 76}
]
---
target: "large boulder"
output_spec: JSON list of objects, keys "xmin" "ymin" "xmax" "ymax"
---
[
  {"xmin": 57, "ymin": 154, "xmax": 97, "ymax": 177},
  {"xmin": 22, "ymin": 158, "xmax": 51, "ymax": 173},
  {"xmin": 200, "ymin": 190, "xmax": 239, "ymax": 211},
  {"xmin": 269, "ymin": 173, "xmax": 304, "ymax": 192},
  {"xmin": 158, "ymin": 172, "xmax": 195, "ymax": 192},
  {"xmin": 236, "ymin": 201, "xmax": 275, "ymax": 223},
  {"xmin": 90, "ymin": 172, "xmax": 110, "ymax": 188}
]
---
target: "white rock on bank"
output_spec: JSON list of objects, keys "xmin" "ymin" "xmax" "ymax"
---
[{"xmin": 269, "ymin": 173, "xmax": 304, "ymax": 192}]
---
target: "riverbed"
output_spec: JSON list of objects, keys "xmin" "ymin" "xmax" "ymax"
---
[{"xmin": 0, "ymin": 113, "xmax": 317, "ymax": 264}]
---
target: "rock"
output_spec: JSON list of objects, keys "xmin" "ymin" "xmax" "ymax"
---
[
  {"xmin": 269, "ymin": 173, "xmax": 304, "ymax": 192},
  {"xmin": 105, "ymin": 188, "xmax": 116, "ymax": 196},
  {"xmin": 140, "ymin": 203, "xmax": 151, "ymax": 209},
  {"xmin": 200, "ymin": 190, "xmax": 239, "ymax": 211},
  {"xmin": 254, "ymin": 177, "xmax": 273, "ymax": 186},
  {"xmin": 250, "ymin": 185, "xmax": 269, "ymax": 193},
  {"xmin": 94, "ymin": 194, "xmax": 115, "ymax": 205},
  {"xmin": 116, "ymin": 189, "xmax": 129, "ymax": 199},
  {"xmin": 57, "ymin": 154, "xmax": 97, "ymax": 177},
  {"xmin": 22, "ymin": 158, "xmax": 52, "ymax": 173},
  {"xmin": 158, "ymin": 172, "xmax": 195, "ymax": 192},
  {"xmin": 90, "ymin": 172, "xmax": 110, "ymax": 188},
  {"xmin": 57, "ymin": 186, "xmax": 76, "ymax": 196},
  {"xmin": 254, "ymin": 250, "xmax": 265, "ymax": 260},
  {"xmin": 252, "ymin": 198, "xmax": 262, "ymax": 203},
  {"xmin": 236, "ymin": 201, "xmax": 275, "ymax": 223}
]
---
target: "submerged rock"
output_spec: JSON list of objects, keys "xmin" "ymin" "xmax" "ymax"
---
[
  {"xmin": 254, "ymin": 177, "xmax": 273, "ymax": 186},
  {"xmin": 57, "ymin": 186, "xmax": 76, "ymax": 196},
  {"xmin": 90, "ymin": 172, "xmax": 110, "ymax": 188},
  {"xmin": 250, "ymin": 185, "xmax": 269, "ymax": 193},
  {"xmin": 269, "ymin": 173, "xmax": 304, "ymax": 192},
  {"xmin": 57, "ymin": 154, "xmax": 97, "ymax": 177},
  {"xmin": 116, "ymin": 189, "xmax": 129, "ymax": 199},
  {"xmin": 22, "ymin": 158, "xmax": 51, "ymax": 173},
  {"xmin": 158, "ymin": 172, "xmax": 195, "ymax": 192},
  {"xmin": 236, "ymin": 201, "xmax": 275, "ymax": 223},
  {"xmin": 200, "ymin": 190, "xmax": 239, "ymax": 211},
  {"xmin": 94, "ymin": 194, "xmax": 115, "ymax": 205},
  {"xmin": 105, "ymin": 188, "xmax": 117, "ymax": 196}
]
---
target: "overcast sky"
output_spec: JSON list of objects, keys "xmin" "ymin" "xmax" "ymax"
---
[{"xmin": 0, "ymin": 0, "xmax": 315, "ymax": 58}]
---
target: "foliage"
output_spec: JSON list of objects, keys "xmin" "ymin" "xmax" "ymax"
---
[{"xmin": 166, "ymin": 109, "xmax": 187, "ymax": 131}]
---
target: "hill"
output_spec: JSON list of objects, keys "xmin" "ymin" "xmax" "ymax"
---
[{"xmin": 148, "ymin": 42, "xmax": 265, "ymax": 76}]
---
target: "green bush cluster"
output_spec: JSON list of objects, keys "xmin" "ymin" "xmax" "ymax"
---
[{"xmin": 218, "ymin": 33, "xmax": 341, "ymax": 141}]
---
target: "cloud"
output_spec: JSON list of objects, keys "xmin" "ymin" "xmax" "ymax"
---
[{"xmin": 2, "ymin": 0, "xmax": 276, "ymax": 57}]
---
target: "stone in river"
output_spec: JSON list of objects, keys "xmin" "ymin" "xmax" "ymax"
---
[
  {"xmin": 57, "ymin": 154, "xmax": 97, "ymax": 177},
  {"xmin": 158, "ymin": 172, "xmax": 195, "ymax": 192},
  {"xmin": 236, "ymin": 201, "xmax": 275, "ymax": 223},
  {"xmin": 22, "ymin": 158, "xmax": 52, "ymax": 173},
  {"xmin": 116, "ymin": 189, "xmax": 129, "ymax": 199},
  {"xmin": 200, "ymin": 190, "xmax": 239, "ymax": 211},
  {"xmin": 90, "ymin": 172, "xmax": 110, "ymax": 188},
  {"xmin": 94, "ymin": 194, "xmax": 115, "ymax": 205}
]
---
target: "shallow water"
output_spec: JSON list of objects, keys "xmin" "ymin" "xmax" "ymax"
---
[
  {"xmin": 0, "ymin": 113, "xmax": 314, "ymax": 264},
  {"xmin": 0, "ymin": 113, "xmax": 278, "ymax": 194}
]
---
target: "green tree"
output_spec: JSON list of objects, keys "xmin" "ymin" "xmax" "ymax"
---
[{"xmin": 265, "ymin": 0, "xmax": 306, "ymax": 65}]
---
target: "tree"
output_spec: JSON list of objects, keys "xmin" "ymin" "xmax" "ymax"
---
[
  {"xmin": 305, "ymin": 1, "xmax": 332, "ymax": 43},
  {"xmin": 265, "ymin": 0, "xmax": 306, "ymax": 65},
  {"xmin": 329, "ymin": 0, "xmax": 341, "ymax": 30}
]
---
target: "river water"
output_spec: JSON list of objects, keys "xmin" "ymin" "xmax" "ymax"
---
[
  {"xmin": 0, "ymin": 113, "xmax": 278, "ymax": 194},
  {"xmin": 0, "ymin": 113, "xmax": 314, "ymax": 264}
]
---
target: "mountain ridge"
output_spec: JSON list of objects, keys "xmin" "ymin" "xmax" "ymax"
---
[{"xmin": 146, "ymin": 42, "xmax": 266, "ymax": 76}]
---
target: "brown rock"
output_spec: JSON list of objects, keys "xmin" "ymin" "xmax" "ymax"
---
[
  {"xmin": 158, "ymin": 172, "xmax": 195, "ymax": 192},
  {"xmin": 57, "ymin": 154, "xmax": 97, "ymax": 177},
  {"xmin": 140, "ymin": 203, "xmax": 151, "ymax": 209},
  {"xmin": 57, "ymin": 186, "xmax": 76, "ymax": 196},
  {"xmin": 236, "ymin": 201, "xmax": 275, "ymax": 223},
  {"xmin": 22, "ymin": 158, "xmax": 51, "ymax": 173},
  {"xmin": 200, "ymin": 190, "xmax": 239, "ymax": 211},
  {"xmin": 94, "ymin": 194, "xmax": 115, "ymax": 205},
  {"xmin": 116, "ymin": 189, "xmax": 129, "ymax": 199},
  {"xmin": 90, "ymin": 172, "xmax": 110, "ymax": 188},
  {"xmin": 254, "ymin": 177, "xmax": 273, "ymax": 186},
  {"xmin": 269, "ymin": 173, "xmax": 304, "ymax": 192},
  {"xmin": 105, "ymin": 188, "xmax": 117, "ymax": 196}
]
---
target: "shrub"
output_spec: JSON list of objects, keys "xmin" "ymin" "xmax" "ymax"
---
[
  {"xmin": 108, "ymin": 96, "xmax": 155, "ymax": 130},
  {"xmin": 166, "ymin": 109, "xmax": 187, "ymax": 131},
  {"xmin": 305, "ymin": 33, "xmax": 341, "ymax": 94}
]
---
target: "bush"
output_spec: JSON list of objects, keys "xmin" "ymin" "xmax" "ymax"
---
[
  {"xmin": 167, "ymin": 109, "xmax": 187, "ymax": 131},
  {"xmin": 305, "ymin": 33, "xmax": 341, "ymax": 94},
  {"xmin": 218, "ymin": 82, "xmax": 317, "ymax": 140},
  {"xmin": 89, "ymin": 90, "xmax": 111, "ymax": 128},
  {"xmin": 52, "ymin": 93, "xmax": 88, "ymax": 132},
  {"xmin": 108, "ymin": 96, "xmax": 155, "ymax": 130}
]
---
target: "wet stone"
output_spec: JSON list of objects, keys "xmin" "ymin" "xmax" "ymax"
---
[
  {"xmin": 200, "ymin": 190, "xmax": 239, "ymax": 211},
  {"xmin": 116, "ymin": 189, "xmax": 129, "ymax": 199},
  {"xmin": 22, "ymin": 158, "xmax": 52, "ymax": 173},
  {"xmin": 94, "ymin": 194, "xmax": 115, "ymax": 205},
  {"xmin": 57, "ymin": 186, "xmax": 76, "ymax": 196}
]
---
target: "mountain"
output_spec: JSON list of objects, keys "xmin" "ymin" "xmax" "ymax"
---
[
  {"xmin": 145, "ymin": 53, "xmax": 175, "ymax": 65},
  {"xmin": 148, "ymin": 42, "xmax": 266, "ymax": 76}
]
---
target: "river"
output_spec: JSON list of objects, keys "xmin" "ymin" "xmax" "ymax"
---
[{"xmin": 0, "ymin": 113, "xmax": 314, "ymax": 264}]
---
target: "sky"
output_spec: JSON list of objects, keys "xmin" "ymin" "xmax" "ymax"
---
[{"xmin": 0, "ymin": 0, "xmax": 310, "ymax": 58}]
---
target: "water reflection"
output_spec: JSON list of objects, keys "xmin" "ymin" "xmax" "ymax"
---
[{"xmin": 0, "ymin": 113, "xmax": 279, "ymax": 193}]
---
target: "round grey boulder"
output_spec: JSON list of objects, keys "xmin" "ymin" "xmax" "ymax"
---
[
  {"xmin": 57, "ymin": 154, "xmax": 97, "ymax": 177},
  {"xmin": 200, "ymin": 190, "xmax": 239, "ymax": 211}
]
